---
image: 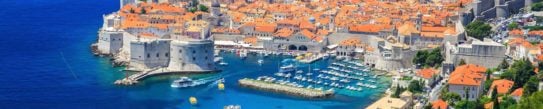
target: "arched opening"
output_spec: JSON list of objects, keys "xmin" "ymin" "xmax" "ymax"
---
[
  {"xmin": 288, "ymin": 45, "xmax": 297, "ymax": 50},
  {"xmin": 298, "ymin": 45, "xmax": 308, "ymax": 51}
]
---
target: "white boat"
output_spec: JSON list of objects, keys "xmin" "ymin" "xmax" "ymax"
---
[
  {"xmin": 279, "ymin": 64, "xmax": 296, "ymax": 73},
  {"xmin": 170, "ymin": 77, "xmax": 208, "ymax": 88},
  {"xmin": 219, "ymin": 62, "xmax": 228, "ymax": 66},
  {"xmin": 340, "ymin": 79, "xmax": 351, "ymax": 83},
  {"xmin": 257, "ymin": 59, "xmax": 264, "ymax": 64},
  {"xmin": 296, "ymin": 70, "xmax": 303, "ymax": 74},
  {"xmin": 275, "ymin": 72, "xmax": 285, "ymax": 77}
]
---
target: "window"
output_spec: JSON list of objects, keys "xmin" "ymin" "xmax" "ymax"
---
[
  {"xmin": 193, "ymin": 57, "xmax": 196, "ymax": 61},
  {"xmin": 156, "ymin": 53, "xmax": 159, "ymax": 57},
  {"xmin": 179, "ymin": 50, "xmax": 182, "ymax": 53},
  {"xmin": 147, "ymin": 53, "xmax": 150, "ymax": 58},
  {"xmin": 205, "ymin": 56, "xmax": 208, "ymax": 60},
  {"xmin": 193, "ymin": 50, "xmax": 196, "ymax": 54},
  {"xmin": 165, "ymin": 53, "xmax": 169, "ymax": 57}
]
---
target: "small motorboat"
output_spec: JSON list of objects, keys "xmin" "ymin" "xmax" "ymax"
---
[{"xmin": 219, "ymin": 62, "xmax": 228, "ymax": 66}]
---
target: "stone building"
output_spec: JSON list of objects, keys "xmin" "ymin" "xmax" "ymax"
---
[{"xmin": 444, "ymin": 38, "xmax": 506, "ymax": 69}]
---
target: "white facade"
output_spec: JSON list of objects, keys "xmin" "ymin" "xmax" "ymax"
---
[{"xmin": 448, "ymin": 84, "xmax": 484, "ymax": 101}]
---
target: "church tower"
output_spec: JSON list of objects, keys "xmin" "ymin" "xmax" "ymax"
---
[{"xmin": 211, "ymin": 0, "xmax": 221, "ymax": 17}]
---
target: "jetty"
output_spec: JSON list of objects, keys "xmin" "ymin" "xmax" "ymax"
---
[
  {"xmin": 298, "ymin": 53, "xmax": 325, "ymax": 63},
  {"xmin": 114, "ymin": 68, "xmax": 217, "ymax": 85},
  {"xmin": 238, "ymin": 78, "xmax": 334, "ymax": 98}
]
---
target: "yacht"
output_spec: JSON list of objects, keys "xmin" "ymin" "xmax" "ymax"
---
[
  {"xmin": 279, "ymin": 64, "xmax": 296, "ymax": 73},
  {"xmin": 171, "ymin": 77, "xmax": 207, "ymax": 88},
  {"xmin": 257, "ymin": 59, "xmax": 264, "ymax": 64}
]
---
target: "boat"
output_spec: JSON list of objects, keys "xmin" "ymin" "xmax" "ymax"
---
[
  {"xmin": 279, "ymin": 64, "xmax": 296, "ymax": 73},
  {"xmin": 224, "ymin": 105, "xmax": 241, "ymax": 109},
  {"xmin": 296, "ymin": 70, "xmax": 303, "ymax": 74},
  {"xmin": 340, "ymin": 78, "xmax": 351, "ymax": 83},
  {"xmin": 219, "ymin": 62, "xmax": 228, "ymax": 66},
  {"xmin": 275, "ymin": 72, "xmax": 285, "ymax": 77},
  {"xmin": 170, "ymin": 77, "xmax": 196, "ymax": 88},
  {"xmin": 257, "ymin": 59, "xmax": 264, "ymax": 64}
]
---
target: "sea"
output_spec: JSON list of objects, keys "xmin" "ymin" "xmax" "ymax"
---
[{"xmin": 0, "ymin": 0, "xmax": 390, "ymax": 109}]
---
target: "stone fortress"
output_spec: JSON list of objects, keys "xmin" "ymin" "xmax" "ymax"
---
[
  {"xmin": 93, "ymin": 0, "xmax": 226, "ymax": 72},
  {"xmin": 459, "ymin": 0, "xmax": 537, "ymax": 23}
]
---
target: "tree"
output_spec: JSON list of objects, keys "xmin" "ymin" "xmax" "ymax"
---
[
  {"xmin": 413, "ymin": 50, "xmax": 429, "ymax": 66},
  {"xmin": 198, "ymin": 4, "xmax": 208, "ymax": 12},
  {"xmin": 408, "ymin": 80, "xmax": 423, "ymax": 93},
  {"xmin": 500, "ymin": 70, "xmax": 514, "ymax": 80},
  {"xmin": 498, "ymin": 59, "xmax": 509, "ymax": 70},
  {"xmin": 491, "ymin": 86, "xmax": 498, "ymax": 100},
  {"xmin": 516, "ymin": 91, "xmax": 543, "ymax": 108},
  {"xmin": 508, "ymin": 22, "xmax": 519, "ymax": 30},
  {"xmin": 392, "ymin": 84, "xmax": 404, "ymax": 98},
  {"xmin": 459, "ymin": 59, "xmax": 467, "ymax": 66},
  {"xmin": 484, "ymin": 79, "xmax": 494, "ymax": 94},
  {"xmin": 443, "ymin": 92, "xmax": 462, "ymax": 105},
  {"xmin": 140, "ymin": 8, "xmax": 146, "ymax": 14},
  {"xmin": 139, "ymin": 0, "xmax": 147, "ymax": 2},
  {"xmin": 499, "ymin": 95, "xmax": 516, "ymax": 109},
  {"xmin": 532, "ymin": 2, "xmax": 543, "ymax": 11},
  {"xmin": 189, "ymin": 7, "xmax": 197, "ymax": 13},
  {"xmin": 466, "ymin": 20, "xmax": 492, "ymax": 41},
  {"xmin": 523, "ymin": 76, "xmax": 539, "ymax": 97},
  {"xmin": 510, "ymin": 59, "xmax": 536, "ymax": 89}
]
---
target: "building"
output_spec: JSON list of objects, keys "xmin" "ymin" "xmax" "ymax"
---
[
  {"xmin": 487, "ymin": 79, "xmax": 514, "ymax": 96},
  {"xmin": 366, "ymin": 96, "xmax": 408, "ymax": 109},
  {"xmin": 263, "ymin": 29, "xmax": 325, "ymax": 53},
  {"xmin": 444, "ymin": 38, "xmax": 505, "ymax": 69},
  {"xmin": 448, "ymin": 64, "xmax": 487, "ymax": 101},
  {"xmin": 511, "ymin": 88, "xmax": 523, "ymax": 101},
  {"xmin": 415, "ymin": 68, "xmax": 440, "ymax": 88},
  {"xmin": 336, "ymin": 37, "xmax": 366, "ymax": 59},
  {"xmin": 364, "ymin": 36, "xmax": 416, "ymax": 71},
  {"xmin": 431, "ymin": 99, "xmax": 448, "ymax": 109}
]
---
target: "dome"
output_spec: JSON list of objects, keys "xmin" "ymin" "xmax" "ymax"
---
[{"xmin": 309, "ymin": 17, "xmax": 316, "ymax": 23}]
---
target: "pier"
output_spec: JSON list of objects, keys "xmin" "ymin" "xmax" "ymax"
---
[
  {"xmin": 114, "ymin": 68, "xmax": 217, "ymax": 85},
  {"xmin": 238, "ymin": 78, "xmax": 334, "ymax": 98}
]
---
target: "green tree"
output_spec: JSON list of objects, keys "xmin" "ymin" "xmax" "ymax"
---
[
  {"xmin": 491, "ymin": 86, "xmax": 498, "ymax": 100},
  {"xmin": 508, "ymin": 22, "xmax": 519, "ymax": 30},
  {"xmin": 459, "ymin": 59, "xmax": 467, "ymax": 66},
  {"xmin": 392, "ymin": 84, "xmax": 404, "ymax": 98},
  {"xmin": 413, "ymin": 50, "xmax": 429, "ymax": 66},
  {"xmin": 198, "ymin": 4, "xmax": 208, "ymax": 12},
  {"xmin": 511, "ymin": 59, "xmax": 536, "ymax": 89},
  {"xmin": 499, "ymin": 95, "xmax": 516, "ymax": 109},
  {"xmin": 189, "ymin": 7, "xmax": 197, "ymax": 13},
  {"xmin": 443, "ymin": 92, "xmax": 462, "ymax": 105},
  {"xmin": 466, "ymin": 20, "xmax": 492, "ymax": 41},
  {"xmin": 532, "ymin": 2, "xmax": 543, "ymax": 11},
  {"xmin": 408, "ymin": 80, "xmax": 423, "ymax": 93},
  {"xmin": 484, "ymin": 79, "xmax": 494, "ymax": 94},
  {"xmin": 498, "ymin": 59, "xmax": 509, "ymax": 70},
  {"xmin": 516, "ymin": 91, "xmax": 543, "ymax": 108},
  {"xmin": 500, "ymin": 70, "xmax": 514, "ymax": 80},
  {"xmin": 139, "ymin": 0, "xmax": 147, "ymax": 2},
  {"xmin": 523, "ymin": 76, "xmax": 539, "ymax": 97},
  {"xmin": 140, "ymin": 8, "xmax": 146, "ymax": 14}
]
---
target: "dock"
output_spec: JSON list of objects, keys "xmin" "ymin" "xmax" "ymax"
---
[
  {"xmin": 114, "ymin": 68, "xmax": 217, "ymax": 85},
  {"xmin": 298, "ymin": 53, "xmax": 325, "ymax": 63},
  {"xmin": 238, "ymin": 78, "xmax": 334, "ymax": 98}
]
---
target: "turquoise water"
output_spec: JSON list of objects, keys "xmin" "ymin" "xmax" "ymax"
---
[{"xmin": 0, "ymin": 0, "xmax": 390, "ymax": 108}]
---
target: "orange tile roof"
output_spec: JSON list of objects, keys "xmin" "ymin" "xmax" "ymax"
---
[
  {"xmin": 417, "ymin": 68, "xmax": 438, "ymax": 79},
  {"xmin": 432, "ymin": 99, "xmax": 448, "ymax": 109},
  {"xmin": 448, "ymin": 64, "xmax": 487, "ymax": 86},
  {"xmin": 490, "ymin": 79, "xmax": 514, "ymax": 94},
  {"xmin": 274, "ymin": 28, "xmax": 294, "ymax": 38},
  {"xmin": 509, "ymin": 29, "xmax": 524, "ymax": 36},
  {"xmin": 349, "ymin": 24, "xmax": 391, "ymax": 33},
  {"xmin": 255, "ymin": 23, "xmax": 277, "ymax": 33},
  {"xmin": 243, "ymin": 36, "xmax": 258, "ymax": 45},
  {"xmin": 339, "ymin": 37, "xmax": 363, "ymax": 46},
  {"xmin": 301, "ymin": 29, "xmax": 322, "ymax": 42},
  {"xmin": 511, "ymin": 88, "xmax": 523, "ymax": 97}
]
